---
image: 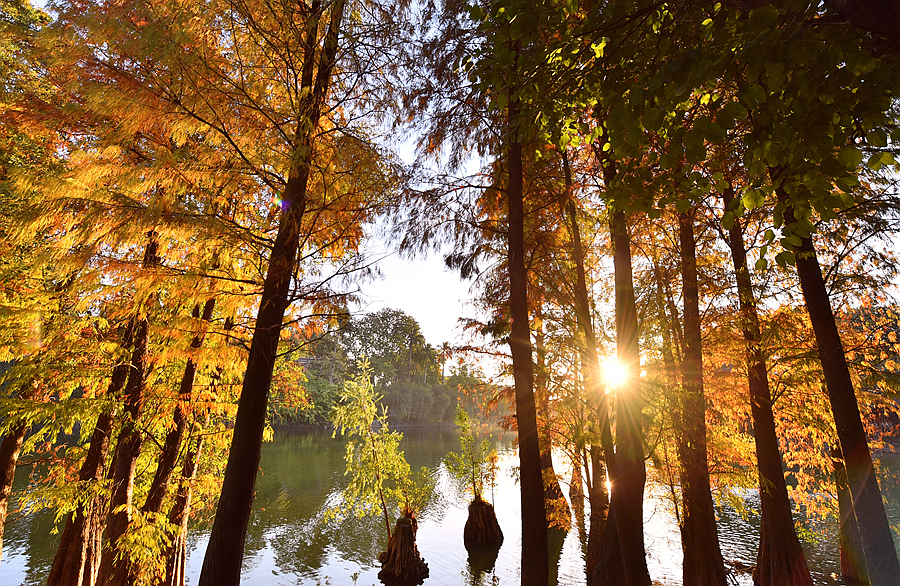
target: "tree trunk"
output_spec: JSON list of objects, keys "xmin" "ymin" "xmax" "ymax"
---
[
  {"xmin": 96, "ymin": 317, "xmax": 152, "ymax": 586},
  {"xmin": 97, "ymin": 234, "xmax": 158, "ymax": 586},
  {"xmin": 585, "ymin": 445, "xmax": 609, "ymax": 584},
  {"xmin": 533, "ymin": 306, "xmax": 570, "ymax": 529},
  {"xmin": 723, "ymin": 191, "xmax": 812, "ymax": 586},
  {"xmin": 833, "ymin": 446, "xmax": 869, "ymax": 584},
  {"xmin": 0, "ymin": 420, "xmax": 27, "ymax": 557},
  {"xmin": 378, "ymin": 516, "xmax": 429, "ymax": 585},
  {"xmin": 464, "ymin": 496, "xmax": 504, "ymax": 546},
  {"xmin": 561, "ymin": 152, "xmax": 614, "ymax": 585},
  {"xmin": 142, "ymin": 298, "xmax": 215, "ymax": 515},
  {"xmin": 198, "ymin": 3, "xmax": 346, "ymax": 584},
  {"xmin": 591, "ymin": 501, "xmax": 625, "ymax": 586},
  {"xmin": 164, "ymin": 422, "xmax": 206, "ymax": 586},
  {"xmin": 569, "ymin": 459, "xmax": 585, "ymax": 537},
  {"xmin": 47, "ymin": 367, "xmax": 123, "ymax": 586},
  {"xmin": 787, "ymin": 222, "xmax": 900, "ymax": 586},
  {"xmin": 605, "ymin": 208, "xmax": 650, "ymax": 586},
  {"xmin": 677, "ymin": 211, "xmax": 727, "ymax": 586},
  {"xmin": 506, "ymin": 100, "xmax": 549, "ymax": 586}
]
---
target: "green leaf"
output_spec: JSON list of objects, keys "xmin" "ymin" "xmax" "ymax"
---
[
  {"xmin": 867, "ymin": 152, "xmax": 897, "ymax": 172},
  {"xmin": 867, "ymin": 128, "xmax": 888, "ymax": 148},
  {"xmin": 496, "ymin": 93, "xmax": 508, "ymax": 112},
  {"xmin": 591, "ymin": 38, "xmax": 609, "ymax": 58},
  {"xmin": 721, "ymin": 101, "xmax": 747, "ymax": 121},
  {"xmin": 721, "ymin": 211, "xmax": 735, "ymax": 231},
  {"xmin": 775, "ymin": 250, "xmax": 795, "ymax": 267},
  {"xmin": 838, "ymin": 146, "xmax": 863, "ymax": 169},
  {"xmin": 738, "ymin": 84, "xmax": 766, "ymax": 110},
  {"xmin": 742, "ymin": 189, "xmax": 765, "ymax": 209}
]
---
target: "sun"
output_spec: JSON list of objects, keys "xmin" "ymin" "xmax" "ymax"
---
[{"xmin": 602, "ymin": 357, "xmax": 628, "ymax": 389}]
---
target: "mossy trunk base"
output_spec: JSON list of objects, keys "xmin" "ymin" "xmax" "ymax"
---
[
  {"xmin": 378, "ymin": 517, "xmax": 428, "ymax": 585},
  {"xmin": 464, "ymin": 498, "xmax": 503, "ymax": 547}
]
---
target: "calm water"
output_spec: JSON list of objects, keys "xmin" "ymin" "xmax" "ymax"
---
[{"xmin": 3, "ymin": 428, "xmax": 900, "ymax": 586}]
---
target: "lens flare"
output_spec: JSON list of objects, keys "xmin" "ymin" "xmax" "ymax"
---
[{"xmin": 603, "ymin": 357, "xmax": 627, "ymax": 388}]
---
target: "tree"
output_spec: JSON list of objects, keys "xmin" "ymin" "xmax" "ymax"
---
[
  {"xmin": 721, "ymin": 186, "xmax": 813, "ymax": 585},
  {"xmin": 330, "ymin": 362, "xmax": 431, "ymax": 585},
  {"xmin": 676, "ymin": 209, "xmax": 727, "ymax": 586},
  {"xmin": 447, "ymin": 406, "xmax": 503, "ymax": 547}
]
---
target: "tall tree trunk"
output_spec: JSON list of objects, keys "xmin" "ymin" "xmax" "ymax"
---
[
  {"xmin": 779, "ymin": 199, "xmax": 900, "ymax": 586},
  {"xmin": 96, "ymin": 324, "xmax": 150, "ymax": 586},
  {"xmin": 560, "ymin": 153, "xmax": 622, "ymax": 585},
  {"xmin": 677, "ymin": 211, "xmax": 726, "ymax": 586},
  {"xmin": 97, "ymin": 233, "xmax": 158, "ymax": 586},
  {"xmin": 141, "ymin": 298, "xmax": 215, "ymax": 515},
  {"xmin": 605, "ymin": 208, "xmax": 650, "ymax": 586},
  {"xmin": 506, "ymin": 99, "xmax": 549, "ymax": 586},
  {"xmin": 0, "ymin": 420, "xmax": 27, "ymax": 557},
  {"xmin": 164, "ymin": 421, "xmax": 206, "ymax": 586},
  {"xmin": 722, "ymin": 190, "xmax": 812, "ymax": 586},
  {"xmin": 585, "ymin": 444, "xmax": 609, "ymax": 584},
  {"xmin": 833, "ymin": 446, "xmax": 869, "ymax": 584},
  {"xmin": 47, "ymin": 344, "xmax": 127, "ymax": 586},
  {"xmin": 650, "ymin": 254, "xmax": 686, "ymax": 534},
  {"xmin": 569, "ymin": 456, "xmax": 585, "ymax": 537},
  {"xmin": 533, "ymin": 306, "xmax": 569, "ymax": 528},
  {"xmin": 198, "ymin": 3, "xmax": 346, "ymax": 584}
]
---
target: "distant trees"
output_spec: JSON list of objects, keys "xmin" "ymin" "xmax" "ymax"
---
[{"xmin": 267, "ymin": 308, "xmax": 498, "ymax": 426}]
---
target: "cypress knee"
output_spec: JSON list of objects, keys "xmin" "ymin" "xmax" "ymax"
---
[
  {"xmin": 378, "ymin": 516, "xmax": 429, "ymax": 585},
  {"xmin": 464, "ymin": 496, "xmax": 503, "ymax": 547}
]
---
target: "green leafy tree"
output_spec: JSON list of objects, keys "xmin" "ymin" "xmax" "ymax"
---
[
  {"xmin": 330, "ymin": 362, "xmax": 433, "ymax": 541},
  {"xmin": 446, "ymin": 406, "xmax": 497, "ymax": 503}
]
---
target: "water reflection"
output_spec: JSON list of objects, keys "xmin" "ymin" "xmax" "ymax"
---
[
  {"xmin": 465, "ymin": 543, "xmax": 501, "ymax": 586},
  {"xmin": 3, "ymin": 429, "xmax": 900, "ymax": 586}
]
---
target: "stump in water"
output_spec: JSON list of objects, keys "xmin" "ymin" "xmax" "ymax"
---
[
  {"xmin": 465, "ymin": 499, "xmax": 502, "ymax": 582},
  {"xmin": 378, "ymin": 516, "xmax": 428, "ymax": 585},
  {"xmin": 463, "ymin": 496, "xmax": 503, "ymax": 547}
]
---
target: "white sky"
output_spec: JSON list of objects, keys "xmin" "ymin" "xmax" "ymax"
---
[{"xmin": 353, "ymin": 248, "xmax": 474, "ymax": 348}]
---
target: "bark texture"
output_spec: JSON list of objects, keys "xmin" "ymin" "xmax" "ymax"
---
[
  {"xmin": 723, "ymin": 191, "xmax": 813, "ymax": 586},
  {"xmin": 506, "ymin": 102, "xmax": 549, "ymax": 586},
  {"xmin": 677, "ymin": 211, "xmax": 727, "ymax": 586},
  {"xmin": 463, "ymin": 497, "xmax": 503, "ymax": 546},
  {"xmin": 378, "ymin": 516, "xmax": 429, "ymax": 585},
  {"xmin": 198, "ymin": 3, "xmax": 346, "ymax": 584},
  {"xmin": 0, "ymin": 420, "xmax": 27, "ymax": 556}
]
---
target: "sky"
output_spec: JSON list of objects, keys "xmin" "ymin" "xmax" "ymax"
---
[{"xmin": 353, "ymin": 246, "xmax": 476, "ymax": 348}]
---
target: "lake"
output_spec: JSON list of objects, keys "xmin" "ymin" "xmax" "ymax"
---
[{"xmin": 3, "ymin": 428, "xmax": 899, "ymax": 586}]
